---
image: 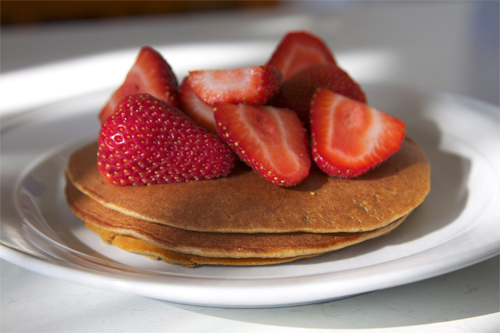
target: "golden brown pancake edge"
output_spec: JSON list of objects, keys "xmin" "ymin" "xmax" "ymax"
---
[
  {"xmin": 65, "ymin": 179, "xmax": 409, "ymax": 259},
  {"xmin": 84, "ymin": 222, "xmax": 322, "ymax": 267},
  {"xmin": 66, "ymin": 137, "xmax": 429, "ymax": 233}
]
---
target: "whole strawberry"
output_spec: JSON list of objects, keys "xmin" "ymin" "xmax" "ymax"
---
[{"xmin": 97, "ymin": 94, "xmax": 236, "ymax": 186}]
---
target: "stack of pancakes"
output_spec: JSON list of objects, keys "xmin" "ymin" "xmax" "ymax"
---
[{"xmin": 65, "ymin": 138, "xmax": 430, "ymax": 267}]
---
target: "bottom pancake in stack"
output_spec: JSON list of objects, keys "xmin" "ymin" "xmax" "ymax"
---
[
  {"xmin": 64, "ymin": 138, "xmax": 430, "ymax": 267},
  {"xmin": 66, "ymin": 181, "xmax": 409, "ymax": 267}
]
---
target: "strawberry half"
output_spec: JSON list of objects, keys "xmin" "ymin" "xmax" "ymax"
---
[
  {"xmin": 178, "ymin": 77, "xmax": 217, "ymax": 134},
  {"xmin": 310, "ymin": 88, "xmax": 406, "ymax": 178},
  {"xmin": 186, "ymin": 65, "xmax": 281, "ymax": 106},
  {"xmin": 273, "ymin": 64, "xmax": 366, "ymax": 125},
  {"xmin": 97, "ymin": 94, "xmax": 236, "ymax": 186},
  {"xmin": 267, "ymin": 30, "xmax": 337, "ymax": 81},
  {"xmin": 214, "ymin": 103, "xmax": 310, "ymax": 187},
  {"xmin": 98, "ymin": 46, "xmax": 178, "ymax": 123}
]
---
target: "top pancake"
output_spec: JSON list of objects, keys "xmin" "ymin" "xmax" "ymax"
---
[{"xmin": 66, "ymin": 138, "xmax": 430, "ymax": 233}]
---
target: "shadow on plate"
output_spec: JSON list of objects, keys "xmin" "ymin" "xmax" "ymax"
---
[{"xmin": 167, "ymin": 256, "xmax": 498, "ymax": 329}]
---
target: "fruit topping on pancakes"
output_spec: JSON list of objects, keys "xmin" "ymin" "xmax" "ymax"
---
[
  {"xmin": 96, "ymin": 30, "xmax": 404, "ymax": 187},
  {"xmin": 178, "ymin": 77, "xmax": 218, "ymax": 134},
  {"xmin": 185, "ymin": 65, "xmax": 282, "ymax": 106},
  {"xmin": 310, "ymin": 88, "xmax": 406, "ymax": 178},
  {"xmin": 266, "ymin": 30, "xmax": 337, "ymax": 80},
  {"xmin": 98, "ymin": 46, "xmax": 179, "ymax": 123},
  {"xmin": 214, "ymin": 103, "xmax": 310, "ymax": 187},
  {"xmin": 271, "ymin": 64, "xmax": 367, "ymax": 125},
  {"xmin": 97, "ymin": 94, "xmax": 236, "ymax": 186},
  {"xmin": 65, "ymin": 30, "xmax": 430, "ymax": 267}
]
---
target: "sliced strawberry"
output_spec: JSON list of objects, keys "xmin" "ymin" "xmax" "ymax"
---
[
  {"xmin": 273, "ymin": 64, "xmax": 366, "ymax": 125},
  {"xmin": 97, "ymin": 94, "xmax": 236, "ymax": 186},
  {"xmin": 178, "ymin": 77, "xmax": 217, "ymax": 134},
  {"xmin": 186, "ymin": 65, "xmax": 281, "ymax": 106},
  {"xmin": 214, "ymin": 103, "xmax": 310, "ymax": 187},
  {"xmin": 98, "ymin": 46, "xmax": 178, "ymax": 123},
  {"xmin": 267, "ymin": 30, "xmax": 337, "ymax": 81},
  {"xmin": 310, "ymin": 88, "xmax": 406, "ymax": 178}
]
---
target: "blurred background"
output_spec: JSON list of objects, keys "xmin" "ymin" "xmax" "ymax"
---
[
  {"xmin": 1, "ymin": 1, "xmax": 499, "ymax": 331},
  {"xmin": 1, "ymin": 1, "xmax": 279, "ymax": 25},
  {"xmin": 2, "ymin": 1, "xmax": 498, "ymax": 108}
]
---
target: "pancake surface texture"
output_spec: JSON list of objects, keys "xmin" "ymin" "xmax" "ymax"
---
[{"xmin": 67, "ymin": 138, "xmax": 430, "ymax": 233}]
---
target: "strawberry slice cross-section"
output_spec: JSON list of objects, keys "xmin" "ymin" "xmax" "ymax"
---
[
  {"xmin": 214, "ymin": 103, "xmax": 311, "ymax": 187},
  {"xmin": 178, "ymin": 77, "xmax": 217, "ymax": 134},
  {"xmin": 310, "ymin": 88, "xmax": 406, "ymax": 178},
  {"xmin": 266, "ymin": 30, "xmax": 337, "ymax": 81},
  {"xmin": 98, "ymin": 46, "xmax": 179, "ymax": 123},
  {"xmin": 186, "ymin": 65, "xmax": 281, "ymax": 106}
]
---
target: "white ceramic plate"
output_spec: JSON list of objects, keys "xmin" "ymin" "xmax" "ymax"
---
[{"xmin": 1, "ymin": 59, "xmax": 499, "ymax": 308}]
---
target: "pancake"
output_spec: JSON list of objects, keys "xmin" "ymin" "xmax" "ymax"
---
[
  {"xmin": 66, "ymin": 180, "xmax": 409, "ymax": 259},
  {"xmin": 66, "ymin": 138, "xmax": 430, "ymax": 233},
  {"xmin": 84, "ymin": 222, "xmax": 321, "ymax": 267}
]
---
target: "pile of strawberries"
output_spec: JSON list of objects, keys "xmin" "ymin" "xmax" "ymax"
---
[{"xmin": 96, "ymin": 31, "xmax": 406, "ymax": 187}]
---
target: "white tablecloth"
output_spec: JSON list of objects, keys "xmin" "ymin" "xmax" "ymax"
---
[{"xmin": 1, "ymin": 2, "xmax": 498, "ymax": 332}]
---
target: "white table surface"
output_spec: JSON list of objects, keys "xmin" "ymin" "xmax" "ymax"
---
[{"xmin": 1, "ymin": 1, "xmax": 499, "ymax": 332}]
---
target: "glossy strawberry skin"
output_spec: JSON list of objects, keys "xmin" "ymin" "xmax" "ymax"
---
[
  {"xmin": 214, "ymin": 103, "xmax": 310, "ymax": 187},
  {"xmin": 267, "ymin": 30, "xmax": 337, "ymax": 81},
  {"xmin": 178, "ymin": 77, "xmax": 217, "ymax": 134},
  {"xmin": 273, "ymin": 64, "xmax": 366, "ymax": 125},
  {"xmin": 310, "ymin": 88, "xmax": 406, "ymax": 178},
  {"xmin": 98, "ymin": 46, "xmax": 178, "ymax": 123},
  {"xmin": 187, "ymin": 65, "xmax": 281, "ymax": 106},
  {"xmin": 97, "ymin": 94, "xmax": 236, "ymax": 186}
]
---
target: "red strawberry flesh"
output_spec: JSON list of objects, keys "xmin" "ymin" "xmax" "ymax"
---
[
  {"xmin": 98, "ymin": 46, "xmax": 178, "ymax": 123},
  {"xmin": 310, "ymin": 88, "xmax": 406, "ymax": 178},
  {"xmin": 273, "ymin": 64, "xmax": 366, "ymax": 125},
  {"xmin": 178, "ymin": 77, "xmax": 217, "ymax": 134},
  {"xmin": 267, "ymin": 31, "xmax": 337, "ymax": 80},
  {"xmin": 97, "ymin": 94, "xmax": 236, "ymax": 186},
  {"xmin": 214, "ymin": 103, "xmax": 310, "ymax": 187},
  {"xmin": 187, "ymin": 65, "xmax": 281, "ymax": 106}
]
